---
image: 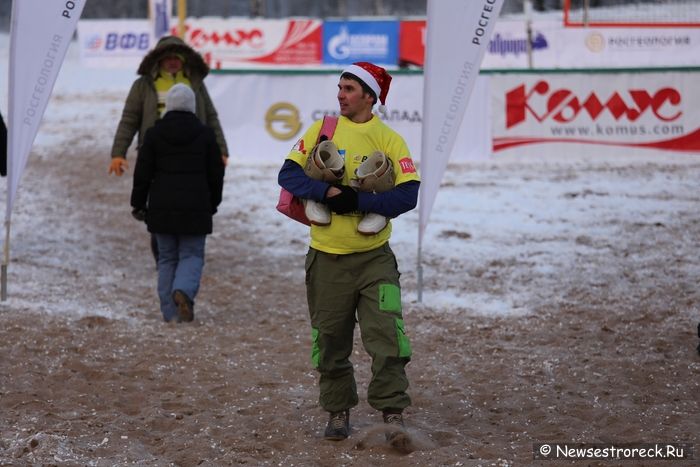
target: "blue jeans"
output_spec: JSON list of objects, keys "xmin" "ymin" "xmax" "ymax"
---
[{"xmin": 155, "ymin": 234, "xmax": 206, "ymax": 322}]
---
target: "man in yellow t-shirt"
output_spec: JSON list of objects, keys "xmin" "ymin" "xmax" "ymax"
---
[{"xmin": 278, "ymin": 62, "xmax": 420, "ymax": 448}]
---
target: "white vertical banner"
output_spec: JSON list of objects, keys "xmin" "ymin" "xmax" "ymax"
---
[
  {"xmin": 149, "ymin": 0, "xmax": 172, "ymax": 39},
  {"xmin": 4, "ymin": 0, "xmax": 86, "ymax": 299},
  {"xmin": 419, "ymin": 0, "xmax": 504, "ymax": 241},
  {"xmin": 418, "ymin": 0, "xmax": 504, "ymax": 300}
]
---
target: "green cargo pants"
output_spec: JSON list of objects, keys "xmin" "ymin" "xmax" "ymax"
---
[{"xmin": 305, "ymin": 243, "xmax": 412, "ymax": 413}]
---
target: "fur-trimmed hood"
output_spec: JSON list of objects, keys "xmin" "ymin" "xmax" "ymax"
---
[{"xmin": 137, "ymin": 36, "xmax": 209, "ymax": 80}]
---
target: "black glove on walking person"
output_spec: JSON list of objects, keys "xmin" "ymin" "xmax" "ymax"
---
[
  {"xmin": 132, "ymin": 207, "xmax": 147, "ymax": 222},
  {"xmin": 326, "ymin": 185, "xmax": 358, "ymax": 214}
]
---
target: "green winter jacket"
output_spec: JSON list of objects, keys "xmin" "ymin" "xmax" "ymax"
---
[{"xmin": 110, "ymin": 36, "xmax": 228, "ymax": 158}]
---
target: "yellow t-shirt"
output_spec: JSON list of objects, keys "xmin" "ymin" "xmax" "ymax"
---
[
  {"xmin": 286, "ymin": 115, "xmax": 420, "ymax": 255},
  {"xmin": 154, "ymin": 71, "xmax": 191, "ymax": 116}
]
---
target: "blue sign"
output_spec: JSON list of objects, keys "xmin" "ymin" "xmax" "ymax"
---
[
  {"xmin": 104, "ymin": 32, "xmax": 150, "ymax": 51},
  {"xmin": 323, "ymin": 20, "xmax": 399, "ymax": 66},
  {"xmin": 84, "ymin": 32, "xmax": 150, "ymax": 52},
  {"xmin": 153, "ymin": 0, "xmax": 171, "ymax": 38},
  {"xmin": 488, "ymin": 32, "xmax": 549, "ymax": 57}
]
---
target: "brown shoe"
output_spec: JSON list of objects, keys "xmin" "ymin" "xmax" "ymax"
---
[
  {"xmin": 172, "ymin": 290, "xmax": 194, "ymax": 322},
  {"xmin": 383, "ymin": 411, "xmax": 413, "ymax": 453}
]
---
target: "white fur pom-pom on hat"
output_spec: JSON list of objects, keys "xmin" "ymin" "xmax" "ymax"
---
[
  {"xmin": 165, "ymin": 83, "xmax": 196, "ymax": 113},
  {"xmin": 343, "ymin": 61, "xmax": 392, "ymax": 110}
]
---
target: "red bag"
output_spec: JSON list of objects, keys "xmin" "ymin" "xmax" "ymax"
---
[
  {"xmin": 276, "ymin": 187, "xmax": 311, "ymax": 225},
  {"xmin": 276, "ymin": 116, "xmax": 339, "ymax": 225}
]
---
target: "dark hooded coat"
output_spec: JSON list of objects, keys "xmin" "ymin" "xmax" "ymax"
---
[
  {"xmin": 110, "ymin": 36, "xmax": 228, "ymax": 159},
  {"xmin": 131, "ymin": 110, "xmax": 224, "ymax": 235},
  {"xmin": 0, "ymin": 111, "xmax": 6, "ymax": 176}
]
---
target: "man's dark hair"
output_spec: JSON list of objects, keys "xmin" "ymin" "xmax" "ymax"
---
[{"xmin": 340, "ymin": 72, "xmax": 377, "ymax": 105}]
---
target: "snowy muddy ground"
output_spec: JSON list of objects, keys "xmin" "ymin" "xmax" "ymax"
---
[{"xmin": 0, "ymin": 37, "xmax": 698, "ymax": 466}]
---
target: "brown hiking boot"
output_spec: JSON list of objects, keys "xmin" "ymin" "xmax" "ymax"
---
[
  {"xmin": 172, "ymin": 289, "xmax": 194, "ymax": 322},
  {"xmin": 383, "ymin": 411, "xmax": 413, "ymax": 453},
  {"xmin": 323, "ymin": 410, "xmax": 350, "ymax": 440}
]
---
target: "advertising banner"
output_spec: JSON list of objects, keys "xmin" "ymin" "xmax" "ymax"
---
[
  {"xmin": 78, "ymin": 18, "xmax": 322, "ymax": 69},
  {"xmin": 398, "ymin": 21, "xmax": 700, "ymax": 70},
  {"xmin": 78, "ymin": 20, "xmax": 153, "ymax": 69},
  {"xmin": 77, "ymin": 19, "xmax": 700, "ymax": 71},
  {"xmin": 399, "ymin": 20, "xmax": 425, "ymax": 67},
  {"xmin": 419, "ymin": 0, "xmax": 504, "ymax": 248},
  {"xmin": 322, "ymin": 20, "xmax": 399, "ymax": 66},
  {"xmin": 554, "ymin": 27, "xmax": 700, "ymax": 69},
  {"xmin": 8, "ymin": 0, "xmax": 86, "ymax": 218},
  {"xmin": 491, "ymin": 72, "xmax": 700, "ymax": 154},
  {"xmin": 398, "ymin": 20, "xmax": 556, "ymax": 69},
  {"xmin": 175, "ymin": 18, "xmax": 322, "ymax": 69},
  {"xmin": 206, "ymin": 73, "xmax": 490, "ymax": 163},
  {"xmin": 483, "ymin": 20, "xmax": 557, "ymax": 69},
  {"xmin": 5, "ymin": 0, "xmax": 86, "ymax": 298}
]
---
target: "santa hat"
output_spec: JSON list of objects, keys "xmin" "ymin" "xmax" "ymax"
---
[
  {"xmin": 343, "ymin": 62, "xmax": 392, "ymax": 110},
  {"xmin": 165, "ymin": 83, "xmax": 196, "ymax": 113}
]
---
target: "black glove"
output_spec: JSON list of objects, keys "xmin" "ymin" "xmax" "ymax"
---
[
  {"xmin": 132, "ymin": 207, "xmax": 147, "ymax": 222},
  {"xmin": 325, "ymin": 185, "xmax": 358, "ymax": 215}
]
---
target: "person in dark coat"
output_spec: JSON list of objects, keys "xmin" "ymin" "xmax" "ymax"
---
[
  {"xmin": 0, "ymin": 110, "xmax": 7, "ymax": 176},
  {"xmin": 131, "ymin": 84, "xmax": 225, "ymax": 323},
  {"xmin": 110, "ymin": 35, "xmax": 229, "ymax": 265}
]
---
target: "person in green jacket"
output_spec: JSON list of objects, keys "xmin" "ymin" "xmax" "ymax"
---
[{"xmin": 109, "ymin": 35, "xmax": 228, "ymax": 176}]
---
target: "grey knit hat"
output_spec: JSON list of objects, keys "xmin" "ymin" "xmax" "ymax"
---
[{"xmin": 165, "ymin": 83, "xmax": 196, "ymax": 113}]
